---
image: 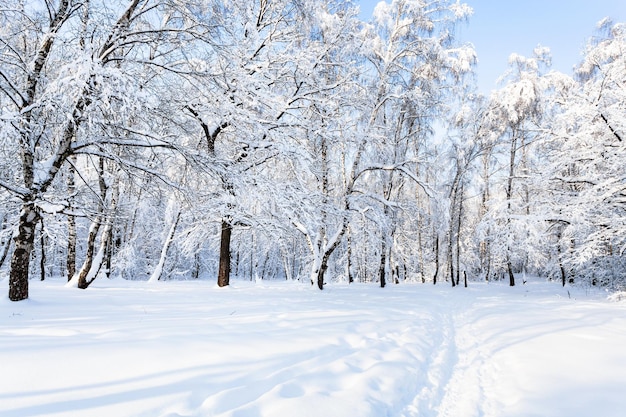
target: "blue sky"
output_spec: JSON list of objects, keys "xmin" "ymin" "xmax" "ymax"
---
[{"xmin": 357, "ymin": 0, "xmax": 626, "ymax": 93}]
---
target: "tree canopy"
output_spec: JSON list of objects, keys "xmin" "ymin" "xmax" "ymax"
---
[{"xmin": 1, "ymin": 1, "xmax": 625, "ymax": 300}]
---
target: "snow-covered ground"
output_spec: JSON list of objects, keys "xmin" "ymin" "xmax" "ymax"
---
[{"xmin": 2, "ymin": 277, "xmax": 626, "ymax": 417}]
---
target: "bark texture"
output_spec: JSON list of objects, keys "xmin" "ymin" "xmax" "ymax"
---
[
  {"xmin": 9, "ymin": 204, "xmax": 40, "ymax": 301},
  {"xmin": 217, "ymin": 220, "xmax": 232, "ymax": 287}
]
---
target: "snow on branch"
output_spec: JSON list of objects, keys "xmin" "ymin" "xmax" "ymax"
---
[
  {"xmin": 354, "ymin": 162, "xmax": 434, "ymax": 197},
  {"xmin": 0, "ymin": 179, "xmax": 29, "ymax": 198}
]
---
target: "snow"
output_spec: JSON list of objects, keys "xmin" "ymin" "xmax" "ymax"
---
[{"xmin": 2, "ymin": 278, "xmax": 626, "ymax": 417}]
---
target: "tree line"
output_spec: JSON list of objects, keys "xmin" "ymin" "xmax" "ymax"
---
[{"xmin": 0, "ymin": 1, "xmax": 624, "ymax": 301}]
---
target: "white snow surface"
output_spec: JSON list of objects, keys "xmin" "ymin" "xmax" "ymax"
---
[{"xmin": 2, "ymin": 278, "xmax": 626, "ymax": 417}]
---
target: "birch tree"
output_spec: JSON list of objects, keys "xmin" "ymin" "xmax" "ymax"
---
[{"xmin": 0, "ymin": 0, "xmax": 207, "ymax": 300}]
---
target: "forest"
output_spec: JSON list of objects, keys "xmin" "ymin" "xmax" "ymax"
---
[{"xmin": 1, "ymin": 0, "xmax": 625, "ymax": 301}]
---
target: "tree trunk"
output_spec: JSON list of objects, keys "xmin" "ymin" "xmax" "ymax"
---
[
  {"xmin": 0, "ymin": 235, "xmax": 11, "ymax": 270},
  {"xmin": 77, "ymin": 220, "xmax": 102, "ymax": 289},
  {"xmin": 506, "ymin": 131, "xmax": 518, "ymax": 287},
  {"xmin": 76, "ymin": 214, "xmax": 115, "ymax": 290},
  {"xmin": 39, "ymin": 220, "xmax": 46, "ymax": 281},
  {"xmin": 554, "ymin": 226, "xmax": 567, "ymax": 286},
  {"xmin": 507, "ymin": 261, "xmax": 515, "ymax": 287},
  {"xmin": 447, "ymin": 205, "xmax": 455, "ymax": 287},
  {"xmin": 316, "ymin": 257, "xmax": 328, "ymax": 290},
  {"xmin": 217, "ymin": 219, "xmax": 232, "ymax": 287},
  {"xmin": 66, "ymin": 159, "xmax": 76, "ymax": 281},
  {"xmin": 450, "ymin": 256, "xmax": 456, "ymax": 287},
  {"xmin": 433, "ymin": 235, "xmax": 439, "ymax": 285},
  {"xmin": 480, "ymin": 151, "xmax": 492, "ymax": 282},
  {"xmin": 484, "ymin": 253, "xmax": 491, "ymax": 282},
  {"xmin": 192, "ymin": 250, "xmax": 200, "ymax": 279},
  {"xmin": 280, "ymin": 244, "xmax": 292, "ymax": 281},
  {"xmin": 347, "ymin": 227, "xmax": 354, "ymax": 284},
  {"xmin": 0, "ymin": 213, "xmax": 9, "ymax": 269},
  {"xmin": 418, "ymin": 214, "xmax": 425, "ymax": 284},
  {"xmin": 456, "ymin": 186, "xmax": 463, "ymax": 286},
  {"xmin": 9, "ymin": 203, "xmax": 40, "ymax": 301},
  {"xmin": 250, "ymin": 232, "xmax": 255, "ymax": 281},
  {"xmin": 379, "ymin": 237, "xmax": 387, "ymax": 288},
  {"xmin": 105, "ymin": 230, "xmax": 113, "ymax": 279},
  {"xmin": 149, "ymin": 211, "xmax": 181, "ymax": 282},
  {"xmin": 67, "ymin": 214, "xmax": 76, "ymax": 281},
  {"xmin": 75, "ymin": 158, "xmax": 114, "ymax": 289},
  {"xmin": 313, "ymin": 221, "xmax": 349, "ymax": 290}
]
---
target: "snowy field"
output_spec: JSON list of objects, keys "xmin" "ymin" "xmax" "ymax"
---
[{"xmin": 2, "ymin": 277, "xmax": 626, "ymax": 417}]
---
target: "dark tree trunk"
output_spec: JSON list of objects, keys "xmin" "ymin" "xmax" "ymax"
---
[
  {"xmin": 483, "ymin": 246, "xmax": 491, "ymax": 282},
  {"xmin": 9, "ymin": 203, "xmax": 40, "ymax": 301},
  {"xmin": 507, "ymin": 261, "xmax": 515, "ymax": 287},
  {"xmin": 235, "ymin": 242, "xmax": 242, "ymax": 278},
  {"xmin": 450, "ymin": 259, "xmax": 456, "ymax": 287},
  {"xmin": 433, "ymin": 235, "xmax": 439, "ymax": 285},
  {"xmin": 192, "ymin": 250, "xmax": 200, "ymax": 279},
  {"xmin": 557, "ymin": 231, "xmax": 567, "ymax": 287},
  {"xmin": 105, "ymin": 230, "xmax": 113, "ymax": 279},
  {"xmin": 347, "ymin": 227, "xmax": 353, "ymax": 284},
  {"xmin": 316, "ymin": 258, "xmax": 328, "ymax": 290},
  {"xmin": 379, "ymin": 238, "xmax": 387, "ymax": 288},
  {"xmin": 39, "ymin": 220, "xmax": 46, "ymax": 281},
  {"xmin": 217, "ymin": 219, "xmax": 232, "ymax": 287},
  {"xmin": 448, "ymin": 215, "xmax": 455, "ymax": 287}
]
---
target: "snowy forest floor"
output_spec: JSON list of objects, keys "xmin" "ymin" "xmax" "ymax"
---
[{"xmin": 2, "ymin": 277, "xmax": 626, "ymax": 417}]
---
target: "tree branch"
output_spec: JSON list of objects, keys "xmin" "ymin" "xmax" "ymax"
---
[{"xmin": 600, "ymin": 113, "xmax": 622, "ymax": 142}]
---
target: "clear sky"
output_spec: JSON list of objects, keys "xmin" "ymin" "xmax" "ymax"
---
[{"xmin": 357, "ymin": 0, "xmax": 626, "ymax": 94}]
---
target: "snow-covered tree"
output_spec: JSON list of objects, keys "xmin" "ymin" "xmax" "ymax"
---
[
  {"xmin": 478, "ymin": 46, "xmax": 551, "ymax": 286},
  {"xmin": 0, "ymin": 0, "xmax": 211, "ymax": 300},
  {"xmin": 540, "ymin": 20, "xmax": 626, "ymax": 289},
  {"xmin": 346, "ymin": 0, "xmax": 476, "ymax": 287}
]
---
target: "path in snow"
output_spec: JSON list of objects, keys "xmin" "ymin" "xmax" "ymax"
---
[
  {"xmin": 1, "ymin": 278, "xmax": 626, "ymax": 417},
  {"xmin": 436, "ymin": 283, "xmax": 626, "ymax": 417}
]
